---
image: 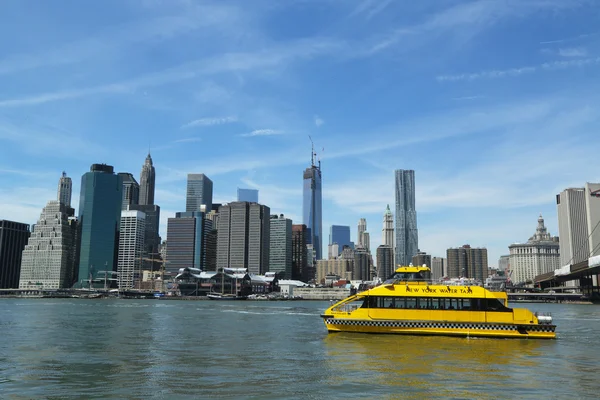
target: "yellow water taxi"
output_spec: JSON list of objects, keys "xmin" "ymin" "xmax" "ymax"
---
[{"xmin": 321, "ymin": 265, "xmax": 556, "ymax": 339}]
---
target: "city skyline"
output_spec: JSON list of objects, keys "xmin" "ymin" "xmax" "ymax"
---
[{"xmin": 3, "ymin": 1, "xmax": 600, "ymax": 266}]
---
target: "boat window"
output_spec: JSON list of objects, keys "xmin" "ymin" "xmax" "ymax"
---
[{"xmin": 485, "ymin": 298, "xmax": 512, "ymax": 312}]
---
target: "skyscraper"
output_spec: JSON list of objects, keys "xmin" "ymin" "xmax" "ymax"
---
[
  {"xmin": 431, "ymin": 257, "xmax": 447, "ymax": 281},
  {"xmin": 357, "ymin": 218, "xmax": 370, "ymax": 251},
  {"xmin": 237, "ymin": 188, "xmax": 259, "ymax": 203},
  {"xmin": 165, "ymin": 211, "xmax": 213, "ymax": 274},
  {"xmin": 269, "ymin": 214, "xmax": 292, "ymax": 278},
  {"xmin": 292, "ymin": 224, "xmax": 308, "ymax": 281},
  {"xmin": 376, "ymin": 245, "xmax": 393, "ymax": 279},
  {"xmin": 139, "ymin": 153, "xmax": 155, "ymax": 206},
  {"xmin": 303, "ymin": 150, "xmax": 322, "ymax": 260},
  {"xmin": 0, "ymin": 220, "xmax": 30, "ymax": 289},
  {"xmin": 57, "ymin": 171, "xmax": 72, "ymax": 208},
  {"xmin": 19, "ymin": 201, "xmax": 77, "ymax": 289},
  {"xmin": 557, "ymin": 183, "xmax": 600, "ymax": 267},
  {"xmin": 119, "ymin": 172, "xmax": 140, "ymax": 210},
  {"xmin": 117, "ymin": 210, "xmax": 145, "ymax": 289},
  {"xmin": 329, "ymin": 225, "xmax": 353, "ymax": 251},
  {"xmin": 186, "ymin": 174, "xmax": 213, "ymax": 213},
  {"xmin": 130, "ymin": 153, "xmax": 161, "ymax": 265},
  {"xmin": 217, "ymin": 202, "xmax": 270, "ymax": 275},
  {"xmin": 395, "ymin": 169, "xmax": 418, "ymax": 266},
  {"xmin": 77, "ymin": 164, "xmax": 122, "ymax": 287},
  {"xmin": 382, "ymin": 204, "xmax": 394, "ymax": 247}
]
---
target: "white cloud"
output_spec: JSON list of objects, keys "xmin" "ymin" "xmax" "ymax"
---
[
  {"xmin": 240, "ymin": 129, "xmax": 283, "ymax": 137},
  {"xmin": 558, "ymin": 47, "xmax": 587, "ymax": 57},
  {"xmin": 437, "ymin": 57, "xmax": 600, "ymax": 82},
  {"xmin": 173, "ymin": 137, "xmax": 202, "ymax": 143},
  {"xmin": 180, "ymin": 116, "xmax": 237, "ymax": 129},
  {"xmin": 314, "ymin": 115, "xmax": 324, "ymax": 127}
]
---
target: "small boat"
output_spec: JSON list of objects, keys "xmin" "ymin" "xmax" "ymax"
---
[
  {"xmin": 321, "ymin": 265, "xmax": 556, "ymax": 339},
  {"xmin": 207, "ymin": 293, "xmax": 247, "ymax": 300}
]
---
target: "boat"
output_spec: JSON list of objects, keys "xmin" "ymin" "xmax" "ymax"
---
[
  {"xmin": 321, "ymin": 265, "xmax": 556, "ymax": 339},
  {"xmin": 207, "ymin": 293, "xmax": 248, "ymax": 300}
]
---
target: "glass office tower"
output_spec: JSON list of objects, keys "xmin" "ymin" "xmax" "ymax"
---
[
  {"xmin": 186, "ymin": 174, "xmax": 213, "ymax": 212},
  {"xmin": 394, "ymin": 169, "xmax": 418, "ymax": 266},
  {"xmin": 77, "ymin": 164, "xmax": 123, "ymax": 287},
  {"xmin": 303, "ymin": 163, "xmax": 322, "ymax": 260},
  {"xmin": 237, "ymin": 188, "xmax": 259, "ymax": 203}
]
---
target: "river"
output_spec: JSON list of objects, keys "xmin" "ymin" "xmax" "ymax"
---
[{"xmin": 1, "ymin": 299, "xmax": 599, "ymax": 399}]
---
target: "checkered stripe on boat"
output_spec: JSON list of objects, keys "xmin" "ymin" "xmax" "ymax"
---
[{"xmin": 324, "ymin": 319, "xmax": 555, "ymax": 332}]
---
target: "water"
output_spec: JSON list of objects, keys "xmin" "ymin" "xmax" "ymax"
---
[{"xmin": 1, "ymin": 299, "xmax": 599, "ymax": 399}]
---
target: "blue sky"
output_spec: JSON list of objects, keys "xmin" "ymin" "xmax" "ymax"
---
[{"xmin": 2, "ymin": 0, "xmax": 600, "ymax": 267}]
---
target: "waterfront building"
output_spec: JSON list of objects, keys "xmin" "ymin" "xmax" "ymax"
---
[
  {"xmin": 119, "ymin": 172, "xmax": 140, "ymax": 210},
  {"xmin": 498, "ymin": 255, "xmax": 510, "ymax": 275},
  {"xmin": 19, "ymin": 201, "xmax": 77, "ymax": 289},
  {"xmin": 217, "ymin": 202, "xmax": 270, "ymax": 275},
  {"xmin": 376, "ymin": 245, "xmax": 393, "ymax": 279},
  {"xmin": 186, "ymin": 173, "xmax": 213, "ymax": 213},
  {"xmin": 128, "ymin": 204, "xmax": 161, "ymax": 262},
  {"xmin": 395, "ymin": 169, "xmax": 418, "ymax": 266},
  {"xmin": 509, "ymin": 215, "xmax": 560, "ymax": 285},
  {"xmin": 557, "ymin": 183, "xmax": 600, "ymax": 266},
  {"xmin": 165, "ymin": 211, "xmax": 213, "ymax": 274},
  {"xmin": 412, "ymin": 251, "xmax": 431, "ymax": 268},
  {"xmin": 117, "ymin": 210, "xmax": 145, "ymax": 289},
  {"xmin": 57, "ymin": 171, "xmax": 72, "ymax": 208},
  {"xmin": 269, "ymin": 214, "xmax": 292, "ymax": 278},
  {"xmin": 292, "ymin": 224, "xmax": 309, "ymax": 281},
  {"xmin": 382, "ymin": 204, "xmax": 394, "ymax": 247},
  {"xmin": 316, "ymin": 259, "xmax": 353, "ymax": 284},
  {"xmin": 446, "ymin": 245, "xmax": 488, "ymax": 281},
  {"xmin": 139, "ymin": 153, "xmax": 155, "ymax": 206},
  {"xmin": 303, "ymin": 150, "xmax": 323, "ymax": 260},
  {"xmin": 77, "ymin": 164, "xmax": 122, "ymax": 287},
  {"xmin": 306, "ymin": 244, "xmax": 316, "ymax": 281},
  {"xmin": 0, "ymin": 220, "xmax": 31, "ymax": 289},
  {"xmin": 431, "ymin": 257, "xmax": 447, "ymax": 281},
  {"xmin": 237, "ymin": 188, "xmax": 259, "ymax": 203},
  {"xmin": 205, "ymin": 228, "xmax": 218, "ymax": 271},
  {"xmin": 329, "ymin": 225, "xmax": 353, "ymax": 251}
]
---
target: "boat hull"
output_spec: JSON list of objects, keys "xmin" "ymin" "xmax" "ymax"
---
[
  {"xmin": 207, "ymin": 294, "xmax": 248, "ymax": 300},
  {"xmin": 322, "ymin": 317, "xmax": 556, "ymax": 339}
]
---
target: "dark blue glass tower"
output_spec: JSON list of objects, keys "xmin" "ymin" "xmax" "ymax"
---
[
  {"xmin": 77, "ymin": 164, "xmax": 122, "ymax": 287},
  {"xmin": 329, "ymin": 225, "xmax": 353, "ymax": 250},
  {"xmin": 302, "ymin": 153, "xmax": 322, "ymax": 260}
]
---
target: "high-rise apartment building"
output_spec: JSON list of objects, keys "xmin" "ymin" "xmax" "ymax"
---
[
  {"xmin": 237, "ymin": 188, "xmax": 259, "ymax": 203},
  {"xmin": 395, "ymin": 170, "xmax": 418, "ymax": 266},
  {"xmin": 19, "ymin": 201, "xmax": 77, "ymax": 289},
  {"xmin": 557, "ymin": 183, "xmax": 600, "ymax": 266},
  {"xmin": 328, "ymin": 243, "xmax": 339, "ymax": 260},
  {"xmin": 217, "ymin": 202, "xmax": 270, "ymax": 275},
  {"xmin": 382, "ymin": 204, "xmax": 394, "ymax": 247},
  {"xmin": 0, "ymin": 220, "xmax": 30, "ymax": 289},
  {"xmin": 292, "ymin": 224, "xmax": 309, "ymax": 281},
  {"xmin": 57, "ymin": 171, "xmax": 72, "ymax": 209},
  {"xmin": 303, "ymin": 152, "xmax": 322, "ymax": 260},
  {"xmin": 269, "ymin": 214, "xmax": 292, "ymax": 278},
  {"xmin": 412, "ymin": 251, "xmax": 431, "ymax": 268},
  {"xmin": 446, "ymin": 245, "xmax": 488, "ymax": 280},
  {"xmin": 431, "ymin": 257, "xmax": 447, "ymax": 281},
  {"xmin": 376, "ymin": 245, "xmax": 393, "ymax": 279},
  {"xmin": 509, "ymin": 215, "xmax": 560, "ymax": 285},
  {"xmin": 165, "ymin": 211, "xmax": 213, "ymax": 274},
  {"xmin": 186, "ymin": 174, "xmax": 213, "ymax": 213},
  {"xmin": 119, "ymin": 172, "xmax": 140, "ymax": 210},
  {"xmin": 117, "ymin": 210, "xmax": 145, "ymax": 289},
  {"xmin": 499, "ymin": 255, "xmax": 510, "ymax": 275},
  {"xmin": 139, "ymin": 153, "xmax": 155, "ymax": 206},
  {"xmin": 77, "ymin": 164, "xmax": 123, "ymax": 287},
  {"xmin": 353, "ymin": 247, "xmax": 370, "ymax": 281}
]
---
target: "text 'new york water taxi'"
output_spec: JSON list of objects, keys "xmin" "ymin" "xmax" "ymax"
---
[{"xmin": 321, "ymin": 265, "xmax": 556, "ymax": 339}]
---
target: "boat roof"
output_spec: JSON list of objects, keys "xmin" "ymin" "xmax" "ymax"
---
[{"xmin": 395, "ymin": 265, "xmax": 431, "ymax": 273}]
